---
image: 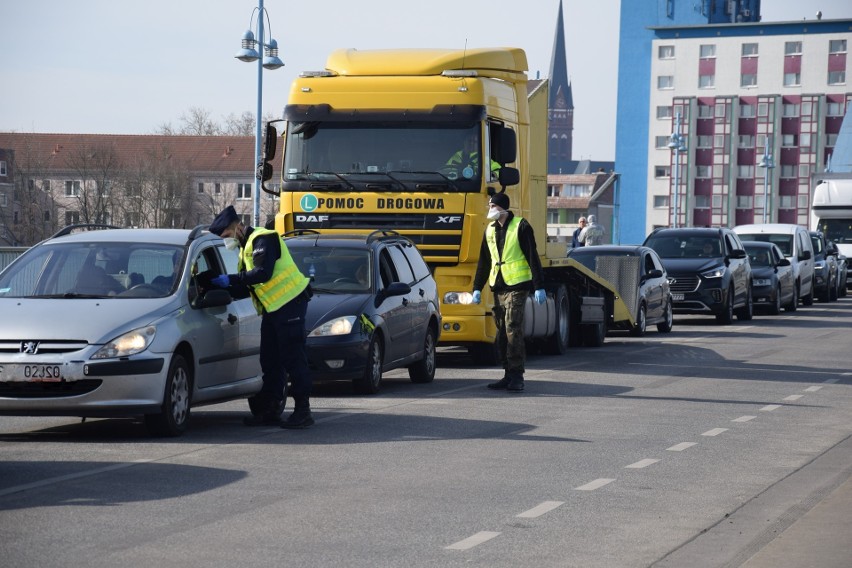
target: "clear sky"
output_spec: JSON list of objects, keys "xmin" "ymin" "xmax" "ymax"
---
[{"xmin": 2, "ymin": 0, "xmax": 850, "ymax": 161}]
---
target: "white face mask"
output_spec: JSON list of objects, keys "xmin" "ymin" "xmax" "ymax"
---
[
  {"xmin": 223, "ymin": 237, "xmax": 240, "ymax": 250},
  {"xmin": 487, "ymin": 208, "xmax": 503, "ymax": 221}
]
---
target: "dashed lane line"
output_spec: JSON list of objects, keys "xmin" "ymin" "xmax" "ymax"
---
[
  {"xmin": 702, "ymin": 428, "xmax": 728, "ymax": 437},
  {"xmin": 804, "ymin": 386, "xmax": 823, "ymax": 392},
  {"xmin": 667, "ymin": 442, "xmax": 697, "ymax": 452},
  {"xmin": 783, "ymin": 394, "xmax": 804, "ymax": 401},
  {"xmin": 575, "ymin": 478, "xmax": 616, "ymax": 491},
  {"xmin": 625, "ymin": 458, "xmax": 660, "ymax": 469},
  {"xmin": 760, "ymin": 404, "xmax": 782, "ymax": 411},
  {"xmin": 445, "ymin": 531, "xmax": 501, "ymax": 551},
  {"xmin": 516, "ymin": 501, "xmax": 565, "ymax": 518},
  {"xmin": 732, "ymin": 415, "xmax": 757, "ymax": 422}
]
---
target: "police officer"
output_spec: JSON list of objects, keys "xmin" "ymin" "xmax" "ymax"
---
[
  {"xmin": 471, "ymin": 193, "xmax": 545, "ymax": 392},
  {"xmin": 208, "ymin": 206, "xmax": 314, "ymax": 428}
]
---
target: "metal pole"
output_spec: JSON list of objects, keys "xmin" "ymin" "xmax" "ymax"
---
[
  {"xmin": 671, "ymin": 111, "xmax": 681, "ymax": 229},
  {"xmin": 253, "ymin": 0, "xmax": 264, "ymax": 228}
]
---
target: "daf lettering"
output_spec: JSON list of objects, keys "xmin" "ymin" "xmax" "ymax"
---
[{"xmin": 296, "ymin": 214, "xmax": 330, "ymax": 223}]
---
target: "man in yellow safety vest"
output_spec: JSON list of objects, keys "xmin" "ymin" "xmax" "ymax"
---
[{"xmin": 471, "ymin": 192, "xmax": 545, "ymax": 392}]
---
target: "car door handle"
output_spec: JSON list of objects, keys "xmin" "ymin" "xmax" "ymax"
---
[
  {"xmin": 228, "ymin": 313, "xmax": 238, "ymax": 325},
  {"xmin": 419, "ymin": 288, "xmax": 425, "ymax": 297}
]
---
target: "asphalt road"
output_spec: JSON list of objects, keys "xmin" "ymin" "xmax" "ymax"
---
[{"xmin": 1, "ymin": 298, "xmax": 851, "ymax": 567}]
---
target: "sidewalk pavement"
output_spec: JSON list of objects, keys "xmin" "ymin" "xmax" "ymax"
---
[{"xmin": 741, "ymin": 473, "xmax": 852, "ymax": 568}]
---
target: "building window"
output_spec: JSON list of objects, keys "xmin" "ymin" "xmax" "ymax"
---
[
  {"xmin": 656, "ymin": 106, "xmax": 673, "ymax": 119},
  {"xmin": 65, "ymin": 210, "xmax": 80, "ymax": 225},
  {"xmin": 715, "ymin": 103, "xmax": 728, "ymax": 118},
  {"xmin": 785, "ymin": 42, "xmax": 802, "ymax": 55},
  {"xmin": 197, "ymin": 182, "xmax": 204, "ymax": 193},
  {"xmin": 658, "ymin": 75, "xmax": 674, "ymax": 89},
  {"xmin": 43, "ymin": 179, "xmax": 50, "ymax": 192},
  {"xmin": 738, "ymin": 135, "xmax": 754, "ymax": 148},
  {"xmin": 782, "ymin": 134, "xmax": 798, "ymax": 147},
  {"xmin": 783, "ymin": 73, "xmax": 801, "ymax": 87},
  {"xmin": 741, "ymin": 73, "xmax": 757, "ymax": 87},
  {"xmin": 694, "ymin": 195, "xmax": 711, "ymax": 209},
  {"xmin": 666, "ymin": 0, "xmax": 674, "ymax": 18},
  {"xmin": 699, "ymin": 74, "xmax": 715, "ymax": 88},
  {"xmin": 782, "ymin": 103, "xmax": 800, "ymax": 117},
  {"xmin": 655, "ymin": 136, "xmax": 670, "ymax": 149},
  {"xmin": 829, "ymin": 39, "xmax": 847, "ymax": 53},
  {"xmin": 780, "ymin": 165, "xmax": 797, "ymax": 178},
  {"xmin": 65, "ymin": 180, "xmax": 81, "ymax": 197},
  {"xmin": 827, "ymin": 102, "xmax": 844, "ymax": 116},
  {"xmin": 0, "ymin": 192, "xmax": 6, "ymax": 207},
  {"xmin": 238, "ymin": 214, "xmax": 251, "ymax": 226},
  {"xmin": 827, "ymin": 133, "xmax": 838, "ymax": 146},
  {"xmin": 214, "ymin": 183, "xmax": 221, "ymax": 194},
  {"xmin": 736, "ymin": 195, "xmax": 753, "ymax": 208},
  {"xmin": 697, "ymin": 135, "xmax": 713, "ymax": 148},
  {"xmin": 742, "ymin": 43, "xmax": 759, "ymax": 56},
  {"xmin": 658, "ymin": 45, "xmax": 675, "ymax": 59},
  {"xmin": 740, "ymin": 104, "xmax": 756, "ymax": 117},
  {"xmin": 655, "ymin": 166, "xmax": 671, "ymax": 178},
  {"xmin": 699, "ymin": 44, "xmax": 716, "ymax": 58},
  {"xmin": 828, "ymin": 71, "xmax": 846, "ymax": 85},
  {"xmin": 0, "ymin": 161, "xmax": 6, "ymax": 177},
  {"xmin": 800, "ymin": 133, "xmax": 813, "ymax": 151},
  {"xmin": 698, "ymin": 105, "xmax": 714, "ymax": 118},
  {"xmin": 779, "ymin": 195, "xmax": 796, "ymax": 209},
  {"xmin": 737, "ymin": 165, "xmax": 754, "ymax": 178},
  {"xmin": 237, "ymin": 183, "xmax": 252, "ymax": 199},
  {"xmin": 799, "ymin": 164, "xmax": 810, "ymax": 178},
  {"xmin": 696, "ymin": 165, "xmax": 711, "ymax": 178},
  {"xmin": 44, "ymin": 211, "xmax": 50, "ymax": 222},
  {"xmin": 654, "ymin": 195, "xmax": 670, "ymax": 208},
  {"xmin": 757, "ymin": 102, "xmax": 769, "ymax": 116}
]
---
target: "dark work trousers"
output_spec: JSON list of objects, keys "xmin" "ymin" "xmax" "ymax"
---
[
  {"xmin": 258, "ymin": 294, "xmax": 312, "ymax": 404},
  {"xmin": 493, "ymin": 289, "xmax": 528, "ymax": 376}
]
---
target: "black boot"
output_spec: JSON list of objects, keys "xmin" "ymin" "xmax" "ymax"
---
[
  {"xmin": 507, "ymin": 374, "xmax": 525, "ymax": 392},
  {"xmin": 281, "ymin": 399, "xmax": 314, "ymax": 429},
  {"xmin": 243, "ymin": 394, "xmax": 284, "ymax": 426},
  {"xmin": 486, "ymin": 375, "xmax": 511, "ymax": 390}
]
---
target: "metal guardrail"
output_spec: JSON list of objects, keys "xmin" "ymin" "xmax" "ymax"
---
[{"xmin": 0, "ymin": 247, "xmax": 28, "ymax": 273}]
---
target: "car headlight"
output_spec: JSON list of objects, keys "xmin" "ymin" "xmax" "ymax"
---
[
  {"xmin": 814, "ymin": 262, "xmax": 825, "ymax": 271},
  {"xmin": 753, "ymin": 278, "xmax": 771, "ymax": 287},
  {"xmin": 91, "ymin": 326, "xmax": 156, "ymax": 359},
  {"xmin": 443, "ymin": 291, "xmax": 475, "ymax": 305},
  {"xmin": 700, "ymin": 266, "xmax": 725, "ymax": 279},
  {"xmin": 309, "ymin": 316, "xmax": 356, "ymax": 337}
]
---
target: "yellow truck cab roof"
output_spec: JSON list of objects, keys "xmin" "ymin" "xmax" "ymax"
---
[{"xmin": 325, "ymin": 48, "xmax": 528, "ymax": 77}]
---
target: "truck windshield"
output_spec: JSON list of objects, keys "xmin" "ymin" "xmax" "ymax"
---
[
  {"xmin": 282, "ymin": 122, "xmax": 487, "ymax": 193},
  {"xmin": 816, "ymin": 219, "xmax": 852, "ymax": 244}
]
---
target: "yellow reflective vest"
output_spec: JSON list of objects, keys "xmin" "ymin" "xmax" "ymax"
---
[
  {"xmin": 486, "ymin": 217, "xmax": 533, "ymax": 287},
  {"xmin": 240, "ymin": 228, "xmax": 309, "ymax": 314}
]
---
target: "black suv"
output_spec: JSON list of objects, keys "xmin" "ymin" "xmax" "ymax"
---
[
  {"xmin": 809, "ymin": 230, "xmax": 839, "ymax": 302},
  {"xmin": 643, "ymin": 227, "xmax": 753, "ymax": 324},
  {"xmin": 285, "ymin": 230, "xmax": 441, "ymax": 394}
]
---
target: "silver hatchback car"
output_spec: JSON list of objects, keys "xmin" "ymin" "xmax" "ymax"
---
[{"xmin": 0, "ymin": 225, "xmax": 262, "ymax": 436}]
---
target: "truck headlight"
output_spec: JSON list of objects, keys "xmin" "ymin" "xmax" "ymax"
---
[
  {"xmin": 443, "ymin": 291, "xmax": 475, "ymax": 305},
  {"xmin": 92, "ymin": 326, "xmax": 156, "ymax": 359},
  {"xmin": 309, "ymin": 316, "xmax": 355, "ymax": 337}
]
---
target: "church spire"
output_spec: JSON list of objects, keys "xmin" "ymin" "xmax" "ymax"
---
[{"xmin": 548, "ymin": 0, "xmax": 574, "ymax": 170}]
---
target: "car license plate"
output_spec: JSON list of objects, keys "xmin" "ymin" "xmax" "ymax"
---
[
  {"xmin": 672, "ymin": 294, "xmax": 684, "ymax": 301},
  {"xmin": 0, "ymin": 363, "xmax": 64, "ymax": 382}
]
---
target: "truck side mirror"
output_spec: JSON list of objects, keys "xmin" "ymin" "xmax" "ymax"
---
[
  {"xmin": 498, "ymin": 167, "xmax": 520, "ymax": 188},
  {"xmin": 491, "ymin": 125, "xmax": 517, "ymax": 164},
  {"xmin": 258, "ymin": 122, "xmax": 280, "ymax": 194}
]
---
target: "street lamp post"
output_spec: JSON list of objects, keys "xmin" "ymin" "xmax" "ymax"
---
[
  {"xmin": 235, "ymin": 0, "xmax": 284, "ymax": 228},
  {"xmin": 668, "ymin": 111, "xmax": 687, "ymax": 228},
  {"xmin": 758, "ymin": 137, "xmax": 775, "ymax": 223}
]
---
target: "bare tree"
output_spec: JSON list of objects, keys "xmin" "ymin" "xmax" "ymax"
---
[
  {"xmin": 0, "ymin": 137, "xmax": 59, "ymax": 245},
  {"xmin": 62, "ymin": 142, "xmax": 122, "ymax": 225}
]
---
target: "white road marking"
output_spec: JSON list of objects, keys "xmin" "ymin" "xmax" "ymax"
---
[
  {"xmin": 575, "ymin": 478, "xmax": 616, "ymax": 491},
  {"xmin": 516, "ymin": 501, "xmax": 565, "ymax": 518},
  {"xmin": 732, "ymin": 415, "xmax": 757, "ymax": 422},
  {"xmin": 625, "ymin": 458, "xmax": 660, "ymax": 469},
  {"xmin": 667, "ymin": 442, "xmax": 697, "ymax": 452},
  {"xmin": 804, "ymin": 386, "xmax": 823, "ymax": 392},
  {"xmin": 702, "ymin": 428, "xmax": 728, "ymax": 437},
  {"xmin": 445, "ymin": 531, "xmax": 501, "ymax": 550},
  {"xmin": 783, "ymin": 394, "xmax": 803, "ymax": 401},
  {"xmin": 760, "ymin": 404, "xmax": 782, "ymax": 411},
  {"xmin": 825, "ymin": 378, "xmax": 841, "ymax": 383}
]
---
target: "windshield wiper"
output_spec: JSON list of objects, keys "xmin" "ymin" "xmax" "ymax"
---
[
  {"xmin": 402, "ymin": 170, "xmax": 462, "ymax": 191},
  {"xmin": 300, "ymin": 172, "xmax": 356, "ymax": 190}
]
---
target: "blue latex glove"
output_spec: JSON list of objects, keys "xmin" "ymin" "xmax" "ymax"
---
[
  {"xmin": 471, "ymin": 290, "xmax": 482, "ymax": 304},
  {"xmin": 211, "ymin": 274, "xmax": 230, "ymax": 288},
  {"xmin": 534, "ymin": 289, "xmax": 546, "ymax": 305}
]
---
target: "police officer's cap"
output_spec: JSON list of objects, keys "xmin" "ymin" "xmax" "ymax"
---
[{"xmin": 209, "ymin": 205, "xmax": 238, "ymax": 236}]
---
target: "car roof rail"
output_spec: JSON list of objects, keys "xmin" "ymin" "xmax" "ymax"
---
[
  {"xmin": 187, "ymin": 224, "xmax": 210, "ymax": 243},
  {"xmin": 283, "ymin": 229, "xmax": 321, "ymax": 238},
  {"xmin": 366, "ymin": 229, "xmax": 401, "ymax": 244},
  {"xmin": 51, "ymin": 223, "xmax": 122, "ymax": 239}
]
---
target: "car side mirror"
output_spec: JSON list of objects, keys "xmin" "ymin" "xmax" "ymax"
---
[
  {"xmin": 778, "ymin": 258, "xmax": 791, "ymax": 267},
  {"xmin": 377, "ymin": 282, "xmax": 411, "ymax": 305},
  {"xmin": 729, "ymin": 249, "xmax": 747, "ymax": 260},
  {"xmin": 192, "ymin": 289, "xmax": 232, "ymax": 309},
  {"xmin": 642, "ymin": 269, "xmax": 663, "ymax": 281},
  {"xmin": 799, "ymin": 250, "xmax": 812, "ymax": 261}
]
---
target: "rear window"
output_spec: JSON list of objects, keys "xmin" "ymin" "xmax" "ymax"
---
[{"xmin": 737, "ymin": 233, "xmax": 793, "ymax": 257}]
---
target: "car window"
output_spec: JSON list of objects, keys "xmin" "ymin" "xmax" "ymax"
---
[
  {"xmin": 643, "ymin": 252, "xmax": 656, "ymax": 274},
  {"xmin": 401, "ymin": 242, "xmax": 431, "ymax": 281},
  {"xmin": 387, "ymin": 245, "xmax": 415, "ymax": 285},
  {"xmin": 218, "ymin": 244, "xmax": 242, "ymax": 274},
  {"xmin": 379, "ymin": 250, "xmax": 399, "ymax": 288}
]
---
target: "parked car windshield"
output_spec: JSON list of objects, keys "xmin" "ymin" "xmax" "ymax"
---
[
  {"xmin": 644, "ymin": 234, "xmax": 720, "ymax": 258},
  {"xmin": 288, "ymin": 247, "xmax": 372, "ymax": 294},
  {"xmin": 0, "ymin": 241, "xmax": 183, "ymax": 299}
]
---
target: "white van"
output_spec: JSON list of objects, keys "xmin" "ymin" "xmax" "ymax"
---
[{"xmin": 734, "ymin": 223, "xmax": 815, "ymax": 306}]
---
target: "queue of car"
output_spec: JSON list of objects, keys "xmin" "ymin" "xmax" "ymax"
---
[{"xmin": 0, "ymin": 222, "xmax": 846, "ymax": 436}]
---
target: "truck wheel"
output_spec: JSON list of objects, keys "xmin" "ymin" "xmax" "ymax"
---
[
  {"xmin": 581, "ymin": 321, "xmax": 606, "ymax": 347},
  {"xmin": 543, "ymin": 286, "xmax": 569, "ymax": 355}
]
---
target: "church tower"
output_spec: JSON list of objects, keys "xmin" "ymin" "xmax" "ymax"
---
[{"xmin": 548, "ymin": 0, "xmax": 574, "ymax": 174}]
